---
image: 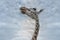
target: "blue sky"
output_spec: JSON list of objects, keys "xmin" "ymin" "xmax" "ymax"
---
[{"xmin": 0, "ymin": 0, "xmax": 60, "ymax": 40}]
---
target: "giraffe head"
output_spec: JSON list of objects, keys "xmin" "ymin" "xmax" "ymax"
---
[
  {"xmin": 20, "ymin": 6, "xmax": 37, "ymax": 14},
  {"xmin": 20, "ymin": 6, "xmax": 43, "ymax": 19}
]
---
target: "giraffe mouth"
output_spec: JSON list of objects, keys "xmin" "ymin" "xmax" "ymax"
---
[{"xmin": 20, "ymin": 7, "xmax": 27, "ymax": 14}]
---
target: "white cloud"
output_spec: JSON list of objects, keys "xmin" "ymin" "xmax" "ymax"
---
[
  {"xmin": 0, "ymin": 22, "xmax": 7, "ymax": 26},
  {"xmin": 20, "ymin": 0, "xmax": 40, "ymax": 8},
  {"xmin": 44, "ymin": 22, "xmax": 60, "ymax": 28}
]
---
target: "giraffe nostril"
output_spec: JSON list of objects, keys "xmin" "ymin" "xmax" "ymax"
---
[
  {"xmin": 21, "ymin": 11, "xmax": 26, "ymax": 14},
  {"xmin": 20, "ymin": 9, "xmax": 26, "ymax": 14}
]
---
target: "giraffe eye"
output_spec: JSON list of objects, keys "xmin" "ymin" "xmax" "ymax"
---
[{"xmin": 33, "ymin": 8, "xmax": 36, "ymax": 10}]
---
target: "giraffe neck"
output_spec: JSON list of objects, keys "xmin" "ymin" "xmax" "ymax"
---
[{"xmin": 32, "ymin": 17, "xmax": 40, "ymax": 40}]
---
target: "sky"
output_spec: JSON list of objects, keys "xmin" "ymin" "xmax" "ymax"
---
[{"xmin": 0, "ymin": 0, "xmax": 60, "ymax": 40}]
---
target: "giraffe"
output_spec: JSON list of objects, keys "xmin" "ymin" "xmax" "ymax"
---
[{"xmin": 20, "ymin": 7, "xmax": 43, "ymax": 40}]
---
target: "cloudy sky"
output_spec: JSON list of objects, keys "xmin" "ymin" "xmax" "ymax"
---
[{"xmin": 0, "ymin": 0, "xmax": 60, "ymax": 40}]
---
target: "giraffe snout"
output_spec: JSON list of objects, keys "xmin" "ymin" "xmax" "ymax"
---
[{"xmin": 20, "ymin": 7, "xmax": 27, "ymax": 14}]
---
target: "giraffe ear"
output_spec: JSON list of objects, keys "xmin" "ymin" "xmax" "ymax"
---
[{"xmin": 38, "ymin": 9, "xmax": 44, "ymax": 14}]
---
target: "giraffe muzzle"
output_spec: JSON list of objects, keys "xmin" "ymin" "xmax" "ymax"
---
[{"xmin": 20, "ymin": 7, "xmax": 27, "ymax": 14}]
